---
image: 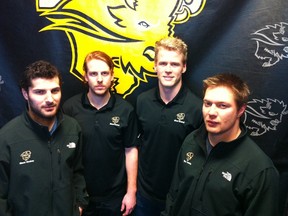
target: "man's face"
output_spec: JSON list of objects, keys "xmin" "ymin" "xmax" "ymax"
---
[
  {"xmin": 154, "ymin": 48, "xmax": 186, "ymax": 89},
  {"xmin": 22, "ymin": 77, "xmax": 61, "ymax": 124},
  {"xmin": 84, "ymin": 59, "xmax": 114, "ymax": 96},
  {"xmin": 202, "ymin": 86, "xmax": 245, "ymax": 143}
]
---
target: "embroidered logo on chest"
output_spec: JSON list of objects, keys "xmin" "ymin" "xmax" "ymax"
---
[
  {"xmin": 109, "ymin": 116, "xmax": 120, "ymax": 127},
  {"xmin": 222, "ymin": 171, "xmax": 232, "ymax": 181},
  {"xmin": 174, "ymin": 113, "xmax": 185, "ymax": 124},
  {"xmin": 183, "ymin": 152, "xmax": 194, "ymax": 165},
  {"xmin": 19, "ymin": 150, "xmax": 35, "ymax": 165}
]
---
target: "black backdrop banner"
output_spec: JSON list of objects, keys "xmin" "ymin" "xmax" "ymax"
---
[{"xmin": 1, "ymin": 0, "xmax": 288, "ymax": 213}]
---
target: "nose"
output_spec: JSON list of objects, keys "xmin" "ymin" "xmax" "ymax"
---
[
  {"xmin": 165, "ymin": 63, "xmax": 172, "ymax": 72},
  {"xmin": 45, "ymin": 91, "xmax": 54, "ymax": 103},
  {"xmin": 208, "ymin": 104, "xmax": 217, "ymax": 115},
  {"xmin": 97, "ymin": 74, "xmax": 103, "ymax": 82}
]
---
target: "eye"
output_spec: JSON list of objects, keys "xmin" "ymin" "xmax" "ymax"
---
[
  {"xmin": 217, "ymin": 103, "xmax": 229, "ymax": 109},
  {"xmin": 34, "ymin": 90, "xmax": 46, "ymax": 95},
  {"xmin": 171, "ymin": 62, "xmax": 181, "ymax": 67},
  {"xmin": 158, "ymin": 62, "xmax": 167, "ymax": 66},
  {"xmin": 88, "ymin": 72, "xmax": 98, "ymax": 77},
  {"xmin": 101, "ymin": 71, "xmax": 110, "ymax": 76},
  {"xmin": 138, "ymin": 21, "xmax": 150, "ymax": 28},
  {"xmin": 51, "ymin": 88, "xmax": 61, "ymax": 94},
  {"xmin": 282, "ymin": 37, "xmax": 288, "ymax": 42},
  {"xmin": 268, "ymin": 111, "xmax": 277, "ymax": 116},
  {"xmin": 203, "ymin": 101, "xmax": 212, "ymax": 107}
]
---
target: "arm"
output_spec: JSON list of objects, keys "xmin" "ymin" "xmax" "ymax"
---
[
  {"xmin": 73, "ymin": 130, "xmax": 88, "ymax": 211},
  {"xmin": 121, "ymin": 147, "xmax": 138, "ymax": 216},
  {"xmin": 0, "ymin": 143, "xmax": 12, "ymax": 216},
  {"xmin": 243, "ymin": 167, "xmax": 279, "ymax": 216}
]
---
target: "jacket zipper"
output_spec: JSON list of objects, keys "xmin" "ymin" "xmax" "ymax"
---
[{"xmin": 57, "ymin": 148, "xmax": 62, "ymax": 180}]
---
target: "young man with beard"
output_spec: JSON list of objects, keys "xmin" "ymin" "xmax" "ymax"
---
[
  {"xmin": 63, "ymin": 51, "xmax": 138, "ymax": 216},
  {"xmin": 161, "ymin": 73, "xmax": 279, "ymax": 216},
  {"xmin": 0, "ymin": 60, "xmax": 87, "ymax": 216},
  {"xmin": 134, "ymin": 37, "xmax": 203, "ymax": 216}
]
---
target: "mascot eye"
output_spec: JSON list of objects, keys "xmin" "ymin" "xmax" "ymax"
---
[
  {"xmin": 138, "ymin": 21, "xmax": 150, "ymax": 28},
  {"xmin": 268, "ymin": 112, "xmax": 277, "ymax": 116},
  {"xmin": 282, "ymin": 37, "xmax": 288, "ymax": 42}
]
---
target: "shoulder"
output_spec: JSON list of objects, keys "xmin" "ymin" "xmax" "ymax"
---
[
  {"xmin": 138, "ymin": 88, "xmax": 156, "ymax": 99},
  {"xmin": 0, "ymin": 114, "xmax": 23, "ymax": 134},
  {"xmin": 184, "ymin": 124, "xmax": 206, "ymax": 143},
  {"xmin": 62, "ymin": 93, "xmax": 83, "ymax": 114},
  {"xmin": 232, "ymin": 136, "xmax": 277, "ymax": 175},
  {"xmin": 61, "ymin": 114, "xmax": 82, "ymax": 131},
  {"xmin": 136, "ymin": 88, "xmax": 156, "ymax": 105},
  {"xmin": 63, "ymin": 93, "xmax": 82, "ymax": 106},
  {"xmin": 113, "ymin": 94, "xmax": 135, "ymax": 112},
  {"xmin": 0, "ymin": 114, "xmax": 28, "ymax": 146},
  {"xmin": 183, "ymin": 86, "xmax": 203, "ymax": 104}
]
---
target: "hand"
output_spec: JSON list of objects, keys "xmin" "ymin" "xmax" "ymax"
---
[
  {"xmin": 121, "ymin": 192, "xmax": 136, "ymax": 215},
  {"xmin": 79, "ymin": 206, "xmax": 83, "ymax": 216}
]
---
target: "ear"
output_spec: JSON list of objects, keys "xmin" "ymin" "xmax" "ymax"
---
[
  {"xmin": 84, "ymin": 73, "xmax": 89, "ymax": 83},
  {"xmin": 22, "ymin": 88, "xmax": 28, "ymax": 100},
  {"xmin": 237, "ymin": 105, "xmax": 246, "ymax": 118},
  {"xmin": 182, "ymin": 63, "xmax": 187, "ymax": 74},
  {"xmin": 111, "ymin": 70, "xmax": 114, "ymax": 80}
]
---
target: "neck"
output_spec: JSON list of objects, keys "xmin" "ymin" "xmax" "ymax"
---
[
  {"xmin": 87, "ymin": 91, "xmax": 110, "ymax": 109},
  {"xmin": 28, "ymin": 110, "xmax": 56, "ymax": 131},
  {"xmin": 159, "ymin": 82, "xmax": 182, "ymax": 104}
]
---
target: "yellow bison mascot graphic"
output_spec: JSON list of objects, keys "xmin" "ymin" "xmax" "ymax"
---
[{"xmin": 36, "ymin": 0, "xmax": 206, "ymax": 97}]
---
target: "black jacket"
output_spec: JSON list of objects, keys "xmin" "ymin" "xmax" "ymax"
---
[
  {"xmin": 0, "ymin": 111, "xmax": 87, "ymax": 216},
  {"xmin": 162, "ymin": 123, "xmax": 279, "ymax": 216}
]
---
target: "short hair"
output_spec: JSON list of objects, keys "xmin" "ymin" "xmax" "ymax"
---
[
  {"xmin": 83, "ymin": 51, "xmax": 114, "ymax": 73},
  {"xmin": 154, "ymin": 36, "xmax": 188, "ymax": 64},
  {"xmin": 203, "ymin": 73, "xmax": 250, "ymax": 110},
  {"xmin": 20, "ymin": 60, "xmax": 62, "ymax": 92}
]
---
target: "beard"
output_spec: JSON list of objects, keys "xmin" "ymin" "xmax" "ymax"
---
[{"xmin": 27, "ymin": 101, "xmax": 59, "ymax": 125}]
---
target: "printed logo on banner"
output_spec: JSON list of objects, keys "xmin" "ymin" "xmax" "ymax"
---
[
  {"xmin": 243, "ymin": 98, "xmax": 288, "ymax": 136},
  {"xmin": 35, "ymin": 0, "xmax": 206, "ymax": 98},
  {"xmin": 251, "ymin": 22, "xmax": 288, "ymax": 67}
]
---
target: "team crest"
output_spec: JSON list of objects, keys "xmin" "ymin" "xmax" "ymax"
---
[
  {"xmin": 20, "ymin": 150, "xmax": 31, "ymax": 161},
  {"xmin": 174, "ymin": 112, "xmax": 185, "ymax": 124},
  {"xmin": 184, "ymin": 151, "xmax": 194, "ymax": 165},
  {"xmin": 19, "ymin": 150, "xmax": 35, "ymax": 165},
  {"xmin": 110, "ymin": 116, "xmax": 120, "ymax": 126}
]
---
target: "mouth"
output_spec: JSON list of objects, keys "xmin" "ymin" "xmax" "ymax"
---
[
  {"xmin": 206, "ymin": 120, "xmax": 218, "ymax": 127},
  {"xmin": 163, "ymin": 76, "xmax": 173, "ymax": 80},
  {"xmin": 43, "ymin": 105, "xmax": 56, "ymax": 112},
  {"xmin": 95, "ymin": 86, "xmax": 106, "ymax": 90}
]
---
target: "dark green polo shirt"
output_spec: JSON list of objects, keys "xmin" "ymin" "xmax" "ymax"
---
[
  {"xmin": 136, "ymin": 85, "xmax": 203, "ymax": 201},
  {"xmin": 63, "ymin": 92, "xmax": 138, "ymax": 201}
]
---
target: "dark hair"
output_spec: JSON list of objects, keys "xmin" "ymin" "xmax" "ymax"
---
[
  {"xmin": 20, "ymin": 60, "xmax": 62, "ymax": 91},
  {"xmin": 203, "ymin": 73, "xmax": 250, "ymax": 110}
]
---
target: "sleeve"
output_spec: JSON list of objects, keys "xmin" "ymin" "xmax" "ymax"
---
[
  {"xmin": 243, "ymin": 166, "xmax": 279, "ymax": 216},
  {"xmin": 135, "ymin": 97, "xmax": 144, "ymax": 149},
  {"xmin": 0, "ymin": 139, "xmax": 12, "ymax": 216},
  {"xmin": 72, "ymin": 130, "xmax": 88, "ymax": 209},
  {"xmin": 123, "ymin": 108, "xmax": 139, "ymax": 148}
]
